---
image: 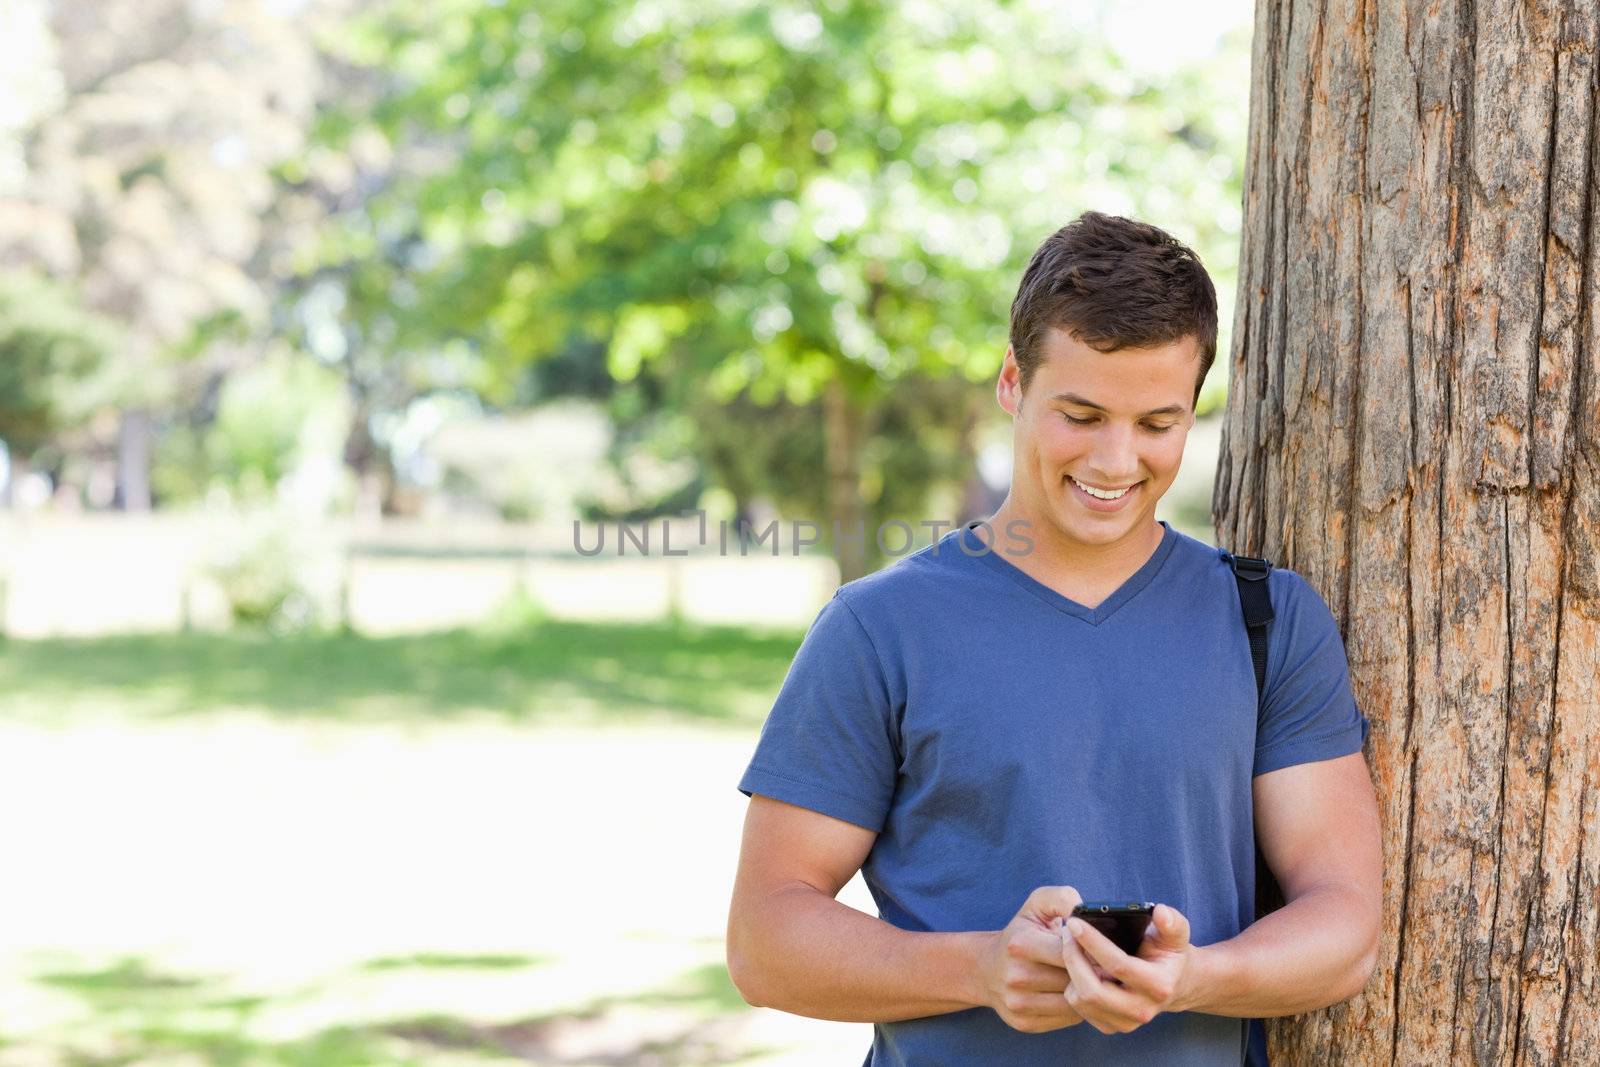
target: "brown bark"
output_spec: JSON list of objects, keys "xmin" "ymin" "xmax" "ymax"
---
[{"xmin": 1216, "ymin": 2, "xmax": 1600, "ymax": 1063}]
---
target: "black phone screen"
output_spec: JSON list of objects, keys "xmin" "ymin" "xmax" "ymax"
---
[{"xmin": 1070, "ymin": 901, "xmax": 1156, "ymax": 955}]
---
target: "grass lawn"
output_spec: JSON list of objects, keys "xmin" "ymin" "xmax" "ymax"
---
[
  {"xmin": 0, "ymin": 616, "xmax": 804, "ymax": 729},
  {"xmin": 0, "ymin": 617, "xmax": 874, "ymax": 1067}
]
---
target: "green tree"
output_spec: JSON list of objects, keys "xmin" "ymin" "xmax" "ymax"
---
[
  {"xmin": 0, "ymin": 0, "xmax": 356, "ymax": 509},
  {"xmin": 330, "ymin": 0, "xmax": 1246, "ymax": 577},
  {"xmin": 0, "ymin": 273, "xmax": 116, "ymax": 462}
]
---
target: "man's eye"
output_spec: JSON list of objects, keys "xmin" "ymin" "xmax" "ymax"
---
[
  {"xmin": 1145, "ymin": 424, "xmax": 1175, "ymax": 434},
  {"xmin": 1063, "ymin": 414, "xmax": 1096, "ymax": 425}
]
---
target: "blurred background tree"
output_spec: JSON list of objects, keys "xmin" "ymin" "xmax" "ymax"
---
[
  {"xmin": 0, "ymin": 272, "xmax": 117, "ymax": 501},
  {"xmin": 314, "ymin": 0, "xmax": 1247, "ymax": 577},
  {"xmin": 0, "ymin": 4, "xmax": 1261, "ymax": 1063},
  {"xmin": 0, "ymin": 0, "xmax": 337, "ymax": 509},
  {"xmin": 0, "ymin": 0, "xmax": 1246, "ymax": 575}
]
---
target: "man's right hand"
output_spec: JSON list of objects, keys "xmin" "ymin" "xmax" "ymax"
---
[{"xmin": 977, "ymin": 885, "xmax": 1087, "ymax": 1034}]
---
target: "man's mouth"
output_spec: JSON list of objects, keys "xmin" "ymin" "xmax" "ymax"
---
[{"xmin": 1068, "ymin": 476, "xmax": 1140, "ymax": 501}]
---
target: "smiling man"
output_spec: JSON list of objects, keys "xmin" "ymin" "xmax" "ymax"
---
[{"xmin": 726, "ymin": 212, "xmax": 1382, "ymax": 1066}]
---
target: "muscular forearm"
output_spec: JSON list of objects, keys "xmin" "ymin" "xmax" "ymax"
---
[
  {"xmin": 1174, "ymin": 884, "xmax": 1378, "ymax": 1017},
  {"xmin": 728, "ymin": 883, "xmax": 990, "ymax": 1022}
]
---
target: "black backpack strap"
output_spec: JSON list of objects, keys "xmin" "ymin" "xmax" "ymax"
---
[
  {"xmin": 1229, "ymin": 551, "xmax": 1284, "ymax": 937},
  {"xmin": 1228, "ymin": 554, "xmax": 1274, "ymax": 700}
]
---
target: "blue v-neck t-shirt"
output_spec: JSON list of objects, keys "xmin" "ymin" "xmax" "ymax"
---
[{"xmin": 737, "ymin": 520, "xmax": 1369, "ymax": 1066}]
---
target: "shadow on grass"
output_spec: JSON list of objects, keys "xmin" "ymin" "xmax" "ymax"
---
[
  {"xmin": 35, "ymin": 956, "xmax": 285, "ymax": 1021},
  {"xmin": 20, "ymin": 953, "xmax": 774, "ymax": 1067},
  {"xmin": 360, "ymin": 951, "xmax": 554, "ymax": 972},
  {"xmin": 37, "ymin": 957, "xmax": 209, "ymax": 996},
  {"xmin": 0, "ymin": 618, "xmax": 804, "ymax": 730}
]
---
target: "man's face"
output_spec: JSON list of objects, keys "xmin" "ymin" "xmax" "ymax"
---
[{"xmin": 997, "ymin": 326, "xmax": 1199, "ymax": 551}]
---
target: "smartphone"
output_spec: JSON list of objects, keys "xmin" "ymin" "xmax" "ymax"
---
[{"xmin": 1070, "ymin": 901, "xmax": 1156, "ymax": 955}]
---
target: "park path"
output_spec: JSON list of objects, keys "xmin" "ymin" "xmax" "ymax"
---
[{"xmin": 0, "ymin": 717, "xmax": 874, "ymax": 1064}]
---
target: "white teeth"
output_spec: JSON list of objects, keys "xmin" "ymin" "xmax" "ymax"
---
[{"xmin": 1072, "ymin": 477, "xmax": 1133, "ymax": 500}]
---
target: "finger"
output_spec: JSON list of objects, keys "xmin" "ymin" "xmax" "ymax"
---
[
  {"xmin": 1058, "ymin": 922, "xmax": 1104, "ymax": 997},
  {"xmin": 1066, "ymin": 917, "xmax": 1165, "ymax": 996},
  {"xmin": 1023, "ymin": 885, "xmax": 1084, "ymax": 925},
  {"xmin": 1062, "ymin": 923, "xmax": 1154, "ymax": 1022},
  {"xmin": 1007, "ymin": 924, "xmax": 1074, "ymax": 969},
  {"xmin": 1005, "ymin": 959, "xmax": 1074, "ymax": 994},
  {"xmin": 1147, "ymin": 904, "xmax": 1192, "ymax": 952},
  {"xmin": 1005, "ymin": 989, "xmax": 1085, "ymax": 1022}
]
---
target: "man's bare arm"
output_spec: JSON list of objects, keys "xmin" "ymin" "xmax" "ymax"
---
[
  {"xmin": 726, "ymin": 794, "xmax": 1082, "ymax": 1029},
  {"xmin": 1171, "ymin": 752, "xmax": 1382, "ymax": 1017}
]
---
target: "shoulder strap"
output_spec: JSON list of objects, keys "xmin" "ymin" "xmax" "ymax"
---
[
  {"xmin": 1230, "ymin": 552, "xmax": 1285, "ymax": 930},
  {"xmin": 1228, "ymin": 554, "xmax": 1274, "ymax": 700}
]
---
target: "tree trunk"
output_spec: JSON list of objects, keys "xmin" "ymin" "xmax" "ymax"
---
[
  {"xmin": 342, "ymin": 401, "xmax": 392, "ymax": 523},
  {"xmin": 115, "ymin": 407, "xmax": 152, "ymax": 511},
  {"xmin": 1216, "ymin": 2, "xmax": 1599, "ymax": 1063},
  {"xmin": 822, "ymin": 376, "xmax": 869, "ymax": 584}
]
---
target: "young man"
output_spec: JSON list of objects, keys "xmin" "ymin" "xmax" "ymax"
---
[{"xmin": 725, "ymin": 212, "xmax": 1381, "ymax": 1065}]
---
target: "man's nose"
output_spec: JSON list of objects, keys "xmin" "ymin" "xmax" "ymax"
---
[{"xmin": 1086, "ymin": 424, "xmax": 1141, "ymax": 482}]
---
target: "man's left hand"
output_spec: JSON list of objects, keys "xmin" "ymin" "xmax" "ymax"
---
[{"xmin": 1058, "ymin": 904, "xmax": 1195, "ymax": 1034}]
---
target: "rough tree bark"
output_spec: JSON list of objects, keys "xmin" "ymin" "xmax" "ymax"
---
[{"xmin": 1215, "ymin": 1, "xmax": 1600, "ymax": 1063}]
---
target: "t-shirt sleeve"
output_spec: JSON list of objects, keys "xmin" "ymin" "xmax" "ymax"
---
[
  {"xmin": 737, "ymin": 591, "xmax": 901, "ymax": 832},
  {"xmin": 1253, "ymin": 568, "xmax": 1371, "ymax": 777}
]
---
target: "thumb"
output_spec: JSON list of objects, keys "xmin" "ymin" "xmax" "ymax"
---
[
  {"xmin": 1023, "ymin": 885, "xmax": 1083, "ymax": 924},
  {"xmin": 1149, "ymin": 904, "xmax": 1191, "ymax": 949}
]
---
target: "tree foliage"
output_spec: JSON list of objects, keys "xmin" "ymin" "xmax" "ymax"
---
[
  {"xmin": 0, "ymin": 273, "xmax": 117, "ymax": 457},
  {"xmin": 322, "ymin": 0, "xmax": 1248, "ymax": 544}
]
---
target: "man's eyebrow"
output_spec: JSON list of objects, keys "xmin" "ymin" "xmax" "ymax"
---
[{"xmin": 1050, "ymin": 392, "xmax": 1188, "ymax": 418}]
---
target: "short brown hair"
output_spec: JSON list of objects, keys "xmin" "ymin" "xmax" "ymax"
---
[{"xmin": 1008, "ymin": 212, "xmax": 1218, "ymax": 401}]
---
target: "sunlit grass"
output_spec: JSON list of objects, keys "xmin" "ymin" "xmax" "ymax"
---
[
  {"xmin": 0, "ymin": 615, "xmax": 853, "ymax": 1066},
  {"xmin": 0, "ymin": 616, "xmax": 804, "ymax": 729},
  {"xmin": 11, "ymin": 946, "xmax": 776, "ymax": 1067}
]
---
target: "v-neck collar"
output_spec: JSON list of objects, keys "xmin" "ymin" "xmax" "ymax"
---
[{"xmin": 959, "ymin": 519, "xmax": 1177, "ymax": 626}]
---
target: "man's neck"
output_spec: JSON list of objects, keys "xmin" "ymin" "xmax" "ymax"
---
[{"xmin": 978, "ymin": 497, "xmax": 1165, "ymax": 597}]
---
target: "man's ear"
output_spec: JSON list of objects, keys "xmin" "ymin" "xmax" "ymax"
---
[{"xmin": 997, "ymin": 346, "xmax": 1022, "ymax": 417}]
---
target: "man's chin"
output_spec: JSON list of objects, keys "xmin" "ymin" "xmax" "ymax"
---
[
  {"xmin": 1051, "ymin": 497, "xmax": 1152, "ymax": 545},
  {"xmin": 1064, "ymin": 520, "xmax": 1132, "ymax": 546}
]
